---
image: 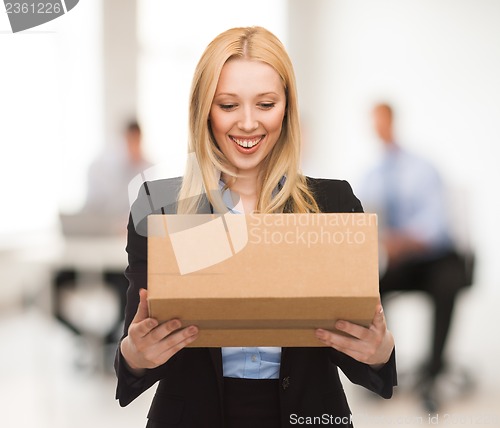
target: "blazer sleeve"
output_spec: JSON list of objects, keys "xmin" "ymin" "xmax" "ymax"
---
[
  {"xmin": 308, "ymin": 177, "xmax": 397, "ymax": 398},
  {"xmin": 331, "ymin": 347, "xmax": 397, "ymax": 398},
  {"xmin": 113, "ymin": 213, "xmax": 165, "ymax": 406},
  {"xmin": 114, "ymin": 180, "xmax": 181, "ymax": 407}
]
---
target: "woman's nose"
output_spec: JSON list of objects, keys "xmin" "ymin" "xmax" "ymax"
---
[{"xmin": 238, "ymin": 107, "xmax": 258, "ymax": 132}]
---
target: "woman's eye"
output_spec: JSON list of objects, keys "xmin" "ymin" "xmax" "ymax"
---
[
  {"xmin": 219, "ymin": 104, "xmax": 237, "ymax": 111},
  {"xmin": 259, "ymin": 102, "xmax": 275, "ymax": 110}
]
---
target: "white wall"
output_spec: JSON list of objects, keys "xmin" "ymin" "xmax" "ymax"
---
[{"xmin": 288, "ymin": 0, "xmax": 500, "ymax": 290}]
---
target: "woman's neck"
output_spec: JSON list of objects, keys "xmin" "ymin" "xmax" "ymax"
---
[{"xmin": 221, "ymin": 171, "xmax": 260, "ymax": 213}]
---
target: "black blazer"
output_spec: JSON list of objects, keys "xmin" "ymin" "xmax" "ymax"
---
[{"xmin": 115, "ymin": 177, "xmax": 397, "ymax": 428}]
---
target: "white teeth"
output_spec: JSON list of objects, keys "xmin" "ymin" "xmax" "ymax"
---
[{"xmin": 231, "ymin": 136, "xmax": 262, "ymax": 148}]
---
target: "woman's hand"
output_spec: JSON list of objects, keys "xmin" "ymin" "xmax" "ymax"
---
[
  {"xmin": 315, "ymin": 301, "xmax": 394, "ymax": 368},
  {"xmin": 120, "ymin": 288, "xmax": 199, "ymax": 376}
]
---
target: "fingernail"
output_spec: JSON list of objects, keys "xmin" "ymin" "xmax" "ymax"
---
[
  {"xmin": 170, "ymin": 320, "xmax": 181, "ymax": 329},
  {"xmin": 336, "ymin": 321, "xmax": 346, "ymax": 329},
  {"xmin": 188, "ymin": 326, "xmax": 198, "ymax": 335},
  {"xmin": 315, "ymin": 329, "xmax": 325, "ymax": 338},
  {"xmin": 148, "ymin": 320, "xmax": 156, "ymax": 328}
]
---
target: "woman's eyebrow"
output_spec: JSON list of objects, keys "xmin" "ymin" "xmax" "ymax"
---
[
  {"xmin": 214, "ymin": 92, "xmax": 280, "ymax": 98},
  {"xmin": 257, "ymin": 92, "xmax": 280, "ymax": 97},
  {"xmin": 214, "ymin": 92, "xmax": 238, "ymax": 98}
]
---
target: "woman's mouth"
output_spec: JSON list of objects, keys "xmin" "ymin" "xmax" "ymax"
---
[{"xmin": 229, "ymin": 135, "xmax": 264, "ymax": 152}]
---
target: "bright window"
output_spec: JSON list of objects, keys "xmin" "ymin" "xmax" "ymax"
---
[{"xmin": 0, "ymin": 0, "xmax": 102, "ymax": 239}]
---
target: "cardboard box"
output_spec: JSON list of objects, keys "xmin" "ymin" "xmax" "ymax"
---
[{"xmin": 147, "ymin": 213, "xmax": 379, "ymax": 347}]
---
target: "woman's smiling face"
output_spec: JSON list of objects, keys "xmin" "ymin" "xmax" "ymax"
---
[{"xmin": 209, "ymin": 58, "xmax": 287, "ymax": 177}]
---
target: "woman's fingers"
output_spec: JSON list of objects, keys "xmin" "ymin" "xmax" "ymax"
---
[
  {"xmin": 148, "ymin": 319, "xmax": 182, "ymax": 342},
  {"xmin": 333, "ymin": 320, "xmax": 369, "ymax": 340},
  {"xmin": 142, "ymin": 325, "xmax": 199, "ymax": 366},
  {"xmin": 315, "ymin": 301, "xmax": 394, "ymax": 366},
  {"xmin": 153, "ymin": 323, "xmax": 198, "ymax": 349},
  {"xmin": 123, "ymin": 322, "xmax": 199, "ymax": 370},
  {"xmin": 315, "ymin": 328, "xmax": 379, "ymax": 365},
  {"xmin": 157, "ymin": 327, "xmax": 199, "ymax": 361},
  {"xmin": 122, "ymin": 288, "xmax": 200, "ymax": 370}
]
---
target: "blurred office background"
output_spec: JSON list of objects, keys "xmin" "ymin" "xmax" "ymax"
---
[{"xmin": 1, "ymin": 0, "xmax": 499, "ymax": 426}]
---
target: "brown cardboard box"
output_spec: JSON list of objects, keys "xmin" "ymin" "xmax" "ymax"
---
[{"xmin": 148, "ymin": 213, "xmax": 379, "ymax": 347}]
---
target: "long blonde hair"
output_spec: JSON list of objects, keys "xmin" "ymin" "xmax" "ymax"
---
[{"xmin": 177, "ymin": 26, "xmax": 319, "ymax": 214}]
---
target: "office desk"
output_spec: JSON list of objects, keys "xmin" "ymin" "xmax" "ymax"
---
[
  {"xmin": 55, "ymin": 235, "xmax": 127, "ymax": 271},
  {"xmin": 50, "ymin": 234, "xmax": 129, "ymax": 371}
]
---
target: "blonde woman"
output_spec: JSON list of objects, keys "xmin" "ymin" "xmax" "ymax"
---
[{"xmin": 116, "ymin": 27, "xmax": 396, "ymax": 428}]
